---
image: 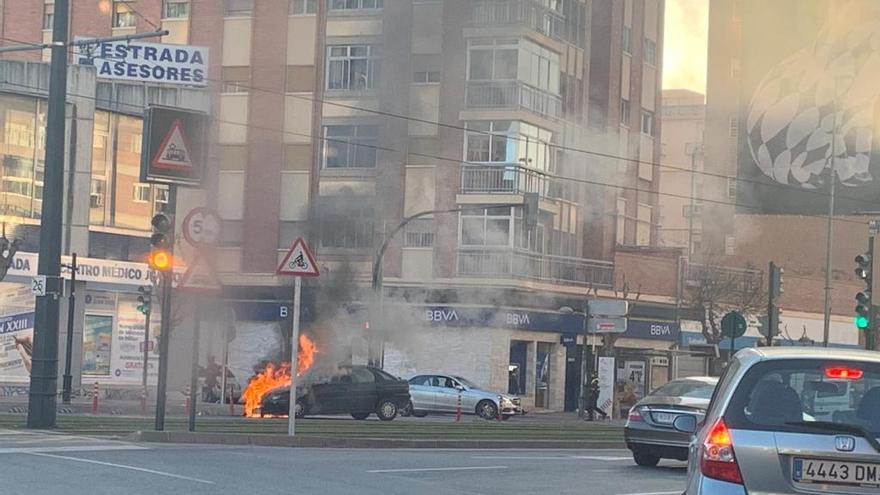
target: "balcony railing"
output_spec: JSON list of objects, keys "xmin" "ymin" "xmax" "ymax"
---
[
  {"xmin": 458, "ymin": 249, "xmax": 615, "ymax": 288},
  {"xmin": 470, "ymin": 0, "xmax": 565, "ymax": 41},
  {"xmin": 460, "ymin": 164, "xmax": 556, "ymax": 197},
  {"xmin": 685, "ymin": 263, "xmax": 763, "ymax": 292},
  {"xmin": 465, "ymin": 80, "xmax": 561, "ymax": 120}
]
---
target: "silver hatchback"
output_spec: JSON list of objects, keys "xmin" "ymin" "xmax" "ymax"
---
[{"xmin": 677, "ymin": 347, "xmax": 880, "ymax": 494}]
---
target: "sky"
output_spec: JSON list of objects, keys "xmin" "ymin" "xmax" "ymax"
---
[{"xmin": 663, "ymin": 0, "xmax": 709, "ymax": 95}]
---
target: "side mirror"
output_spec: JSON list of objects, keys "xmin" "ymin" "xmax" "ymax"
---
[
  {"xmin": 672, "ymin": 415, "xmax": 698, "ymax": 434},
  {"xmin": 455, "ymin": 385, "xmax": 466, "ymax": 392}
]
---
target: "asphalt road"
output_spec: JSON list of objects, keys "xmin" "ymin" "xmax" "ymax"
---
[{"xmin": 0, "ymin": 430, "xmax": 686, "ymax": 495}]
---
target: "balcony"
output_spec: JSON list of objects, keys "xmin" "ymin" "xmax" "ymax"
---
[
  {"xmin": 470, "ymin": 0, "xmax": 565, "ymax": 42},
  {"xmin": 685, "ymin": 263, "xmax": 763, "ymax": 293},
  {"xmin": 465, "ymin": 80, "xmax": 561, "ymax": 120},
  {"xmin": 458, "ymin": 249, "xmax": 615, "ymax": 288},
  {"xmin": 460, "ymin": 164, "xmax": 560, "ymax": 199}
]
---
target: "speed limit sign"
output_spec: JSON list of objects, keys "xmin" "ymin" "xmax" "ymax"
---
[{"xmin": 182, "ymin": 207, "xmax": 222, "ymax": 247}]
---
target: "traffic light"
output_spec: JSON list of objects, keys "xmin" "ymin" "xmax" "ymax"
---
[
  {"xmin": 769, "ymin": 262, "xmax": 784, "ymax": 299},
  {"xmin": 523, "ymin": 192, "xmax": 539, "ymax": 231},
  {"xmin": 766, "ymin": 261, "xmax": 784, "ymax": 345},
  {"xmin": 854, "ymin": 245, "xmax": 873, "ymax": 330},
  {"xmin": 137, "ymin": 285, "xmax": 152, "ymax": 315},
  {"xmin": 149, "ymin": 213, "xmax": 173, "ymax": 271}
]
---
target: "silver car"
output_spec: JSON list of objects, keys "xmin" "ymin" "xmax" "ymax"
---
[
  {"xmin": 625, "ymin": 376, "xmax": 718, "ymax": 466},
  {"xmin": 677, "ymin": 347, "xmax": 880, "ymax": 494},
  {"xmin": 403, "ymin": 374, "xmax": 523, "ymax": 420}
]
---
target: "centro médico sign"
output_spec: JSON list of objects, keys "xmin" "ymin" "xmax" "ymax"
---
[{"xmin": 74, "ymin": 38, "xmax": 209, "ymax": 87}]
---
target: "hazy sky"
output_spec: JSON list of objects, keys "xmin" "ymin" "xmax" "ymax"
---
[{"xmin": 663, "ymin": 0, "xmax": 709, "ymax": 94}]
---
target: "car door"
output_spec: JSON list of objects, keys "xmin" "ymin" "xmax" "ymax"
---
[
  {"xmin": 348, "ymin": 367, "xmax": 379, "ymax": 413},
  {"xmin": 433, "ymin": 376, "xmax": 461, "ymax": 413},
  {"xmin": 408, "ymin": 375, "xmax": 436, "ymax": 412},
  {"xmin": 312, "ymin": 370, "xmax": 351, "ymax": 414}
]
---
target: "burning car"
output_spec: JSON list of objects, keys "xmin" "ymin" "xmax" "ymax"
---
[{"xmin": 259, "ymin": 365, "xmax": 411, "ymax": 421}]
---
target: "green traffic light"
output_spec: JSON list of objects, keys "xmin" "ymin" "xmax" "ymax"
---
[{"xmin": 855, "ymin": 315, "xmax": 870, "ymax": 329}]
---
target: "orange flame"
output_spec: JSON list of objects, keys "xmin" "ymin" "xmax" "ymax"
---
[{"xmin": 241, "ymin": 334, "xmax": 317, "ymax": 417}]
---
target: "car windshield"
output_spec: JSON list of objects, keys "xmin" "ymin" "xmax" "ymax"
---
[
  {"xmin": 649, "ymin": 379, "xmax": 717, "ymax": 399},
  {"xmin": 453, "ymin": 376, "xmax": 479, "ymax": 389},
  {"xmin": 725, "ymin": 359, "xmax": 880, "ymax": 436}
]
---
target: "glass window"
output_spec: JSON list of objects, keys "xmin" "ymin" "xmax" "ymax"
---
[
  {"xmin": 404, "ymin": 219, "xmax": 433, "ymax": 248},
  {"xmin": 326, "ymin": 45, "xmax": 379, "ymax": 91},
  {"xmin": 132, "ymin": 183, "xmax": 151, "ymax": 203},
  {"xmin": 0, "ymin": 94, "xmax": 46, "ymax": 220},
  {"xmin": 650, "ymin": 379, "xmax": 718, "ymax": 399},
  {"xmin": 113, "ymin": 1, "xmax": 136, "ymax": 28},
  {"xmin": 508, "ymin": 341, "xmax": 528, "ymax": 395},
  {"xmin": 224, "ymin": 0, "xmax": 253, "ymax": 16},
  {"xmin": 643, "ymin": 38, "xmax": 657, "ymax": 65},
  {"xmin": 622, "ymin": 25, "xmax": 632, "ymax": 53},
  {"xmin": 163, "ymin": 0, "xmax": 189, "ymax": 18},
  {"xmin": 459, "ymin": 207, "xmax": 513, "ymax": 247},
  {"xmin": 465, "ymin": 121, "xmax": 512, "ymax": 163},
  {"xmin": 467, "ymin": 39, "xmax": 519, "ymax": 81},
  {"xmin": 620, "ymin": 99, "xmax": 630, "ymax": 126},
  {"xmin": 518, "ymin": 39, "xmax": 560, "ymax": 94},
  {"xmin": 351, "ymin": 367, "xmax": 376, "ymax": 383},
  {"xmin": 43, "ymin": 2, "xmax": 54, "ymax": 30},
  {"xmin": 328, "ymin": 0, "xmax": 382, "ymax": 11},
  {"xmin": 641, "ymin": 110, "xmax": 655, "ymax": 136},
  {"xmin": 290, "ymin": 0, "xmax": 317, "ymax": 14},
  {"xmin": 82, "ymin": 315, "xmax": 113, "ymax": 376},
  {"xmin": 319, "ymin": 204, "xmax": 374, "ymax": 249},
  {"xmin": 323, "ymin": 124, "xmax": 378, "ymax": 168}
]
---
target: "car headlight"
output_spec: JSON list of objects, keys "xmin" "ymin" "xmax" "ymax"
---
[{"xmin": 500, "ymin": 397, "xmax": 514, "ymax": 407}]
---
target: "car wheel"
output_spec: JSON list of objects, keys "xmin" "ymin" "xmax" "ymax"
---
[
  {"xmin": 376, "ymin": 400, "xmax": 398, "ymax": 421},
  {"xmin": 476, "ymin": 400, "xmax": 498, "ymax": 420},
  {"xmin": 294, "ymin": 399, "xmax": 306, "ymax": 419},
  {"xmin": 632, "ymin": 452, "xmax": 661, "ymax": 467},
  {"xmin": 351, "ymin": 412, "xmax": 370, "ymax": 420}
]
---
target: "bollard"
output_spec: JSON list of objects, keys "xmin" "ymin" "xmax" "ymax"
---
[
  {"xmin": 184, "ymin": 387, "xmax": 191, "ymax": 419},
  {"xmin": 455, "ymin": 390, "xmax": 462, "ymax": 422},
  {"xmin": 91, "ymin": 382, "xmax": 99, "ymax": 415},
  {"xmin": 140, "ymin": 391, "xmax": 147, "ymax": 416}
]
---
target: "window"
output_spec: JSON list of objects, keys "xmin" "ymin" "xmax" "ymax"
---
[
  {"xmin": 113, "ymin": 1, "xmax": 136, "ymax": 28},
  {"xmin": 222, "ymin": 67, "xmax": 250, "ymax": 94},
  {"xmin": 290, "ymin": 0, "xmax": 317, "ymax": 14},
  {"xmin": 326, "ymin": 45, "xmax": 379, "ymax": 91},
  {"xmin": 643, "ymin": 38, "xmax": 657, "ymax": 65},
  {"xmin": 328, "ymin": 0, "xmax": 382, "ymax": 11},
  {"xmin": 727, "ymin": 177, "xmax": 737, "ymax": 200},
  {"xmin": 682, "ymin": 203, "xmax": 703, "ymax": 218},
  {"xmin": 725, "ymin": 234, "xmax": 736, "ymax": 255},
  {"xmin": 641, "ymin": 110, "xmax": 655, "ymax": 136},
  {"xmin": 82, "ymin": 315, "xmax": 113, "ymax": 376},
  {"xmin": 636, "ymin": 203, "xmax": 652, "ymax": 246},
  {"xmin": 620, "ymin": 99, "xmax": 630, "ymax": 126},
  {"xmin": 460, "ymin": 206, "xmax": 513, "ymax": 247},
  {"xmin": 413, "ymin": 53, "xmax": 441, "ymax": 84},
  {"xmin": 224, "ymin": 0, "xmax": 253, "ymax": 16},
  {"xmin": 622, "ymin": 25, "xmax": 632, "ymax": 53},
  {"xmin": 616, "ymin": 197, "xmax": 626, "ymax": 245},
  {"xmin": 43, "ymin": 2, "xmax": 54, "ymax": 30},
  {"xmin": 323, "ymin": 125, "xmax": 378, "ymax": 168},
  {"xmin": 320, "ymin": 205, "xmax": 375, "ymax": 249},
  {"xmin": 413, "ymin": 71, "xmax": 440, "ymax": 83},
  {"xmin": 90, "ymin": 178, "xmax": 106, "ymax": 208},
  {"xmin": 729, "ymin": 116, "xmax": 739, "ymax": 137},
  {"xmin": 350, "ymin": 367, "xmax": 375, "ymax": 383},
  {"xmin": 132, "ymin": 183, "xmax": 151, "ymax": 203},
  {"xmin": 163, "ymin": 0, "xmax": 188, "ymax": 18},
  {"xmin": 465, "ymin": 121, "xmax": 512, "ymax": 163},
  {"xmin": 154, "ymin": 185, "xmax": 169, "ymax": 213},
  {"xmin": 467, "ymin": 39, "xmax": 518, "ymax": 81},
  {"xmin": 404, "ymin": 219, "xmax": 434, "ymax": 248}
]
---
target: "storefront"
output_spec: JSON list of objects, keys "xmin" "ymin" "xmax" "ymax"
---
[{"xmin": 612, "ymin": 319, "xmax": 680, "ymax": 417}]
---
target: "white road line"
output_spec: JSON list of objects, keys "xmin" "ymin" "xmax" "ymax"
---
[
  {"xmin": 618, "ymin": 492, "xmax": 681, "ymax": 495},
  {"xmin": 368, "ymin": 466, "xmax": 508, "ymax": 474},
  {"xmin": 0, "ymin": 444, "xmax": 147, "ymax": 454},
  {"xmin": 29, "ymin": 453, "xmax": 215, "ymax": 484},
  {"xmin": 473, "ymin": 455, "xmax": 632, "ymax": 461}
]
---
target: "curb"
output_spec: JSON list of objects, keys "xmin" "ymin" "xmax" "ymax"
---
[{"xmin": 131, "ymin": 431, "xmax": 626, "ymax": 450}]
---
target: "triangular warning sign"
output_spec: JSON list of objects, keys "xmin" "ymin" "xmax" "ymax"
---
[
  {"xmin": 178, "ymin": 255, "xmax": 222, "ymax": 293},
  {"xmin": 277, "ymin": 238, "xmax": 320, "ymax": 277},
  {"xmin": 151, "ymin": 119, "xmax": 194, "ymax": 171}
]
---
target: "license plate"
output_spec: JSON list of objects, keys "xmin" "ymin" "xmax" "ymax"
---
[
  {"xmin": 651, "ymin": 412, "xmax": 676, "ymax": 424},
  {"xmin": 793, "ymin": 458, "xmax": 880, "ymax": 487}
]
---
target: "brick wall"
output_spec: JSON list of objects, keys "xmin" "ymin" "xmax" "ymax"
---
[{"xmin": 1, "ymin": 0, "xmax": 42, "ymax": 61}]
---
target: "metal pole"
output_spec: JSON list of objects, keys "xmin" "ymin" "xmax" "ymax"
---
[
  {"xmin": 687, "ymin": 148, "xmax": 697, "ymax": 257},
  {"xmin": 27, "ymin": 0, "xmax": 69, "ymax": 429},
  {"xmin": 823, "ymin": 82, "xmax": 840, "ymax": 348},
  {"xmin": 220, "ymin": 309, "xmax": 230, "ymax": 410},
  {"xmin": 288, "ymin": 277, "xmax": 302, "ymax": 436},
  {"xmin": 188, "ymin": 298, "xmax": 201, "ymax": 432},
  {"xmin": 61, "ymin": 253, "xmax": 77, "ymax": 404},
  {"xmin": 155, "ymin": 187, "xmax": 177, "ymax": 431},
  {"xmin": 578, "ymin": 299, "xmax": 590, "ymax": 419},
  {"xmin": 729, "ymin": 335, "xmax": 735, "ymax": 364},
  {"xmin": 141, "ymin": 299, "xmax": 152, "ymax": 414}
]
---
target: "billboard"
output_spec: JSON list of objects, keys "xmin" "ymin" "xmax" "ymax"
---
[
  {"xmin": 738, "ymin": 0, "xmax": 880, "ymax": 214},
  {"xmin": 74, "ymin": 37, "xmax": 208, "ymax": 87}
]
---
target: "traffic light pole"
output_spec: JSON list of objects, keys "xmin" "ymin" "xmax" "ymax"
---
[
  {"xmin": 61, "ymin": 253, "xmax": 77, "ymax": 404},
  {"xmin": 154, "ymin": 186, "xmax": 177, "ymax": 431},
  {"xmin": 26, "ymin": 0, "xmax": 69, "ymax": 429}
]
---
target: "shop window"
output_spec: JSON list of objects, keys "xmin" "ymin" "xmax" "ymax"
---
[
  {"xmin": 113, "ymin": 1, "xmax": 136, "ymax": 28},
  {"xmin": 616, "ymin": 360, "xmax": 646, "ymax": 416},
  {"xmin": 163, "ymin": 0, "xmax": 189, "ymax": 19},
  {"xmin": 82, "ymin": 315, "xmax": 113, "ymax": 376},
  {"xmin": 508, "ymin": 341, "xmax": 528, "ymax": 395}
]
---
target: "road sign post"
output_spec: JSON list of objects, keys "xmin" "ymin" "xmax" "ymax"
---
[
  {"xmin": 277, "ymin": 238, "xmax": 320, "ymax": 436},
  {"xmin": 721, "ymin": 311, "xmax": 747, "ymax": 362}
]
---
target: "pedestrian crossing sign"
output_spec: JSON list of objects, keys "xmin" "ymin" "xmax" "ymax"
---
[{"xmin": 277, "ymin": 238, "xmax": 320, "ymax": 277}]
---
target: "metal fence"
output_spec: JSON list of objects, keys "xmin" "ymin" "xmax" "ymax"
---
[
  {"xmin": 465, "ymin": 80, "xmax": 561, "ymax": 120},
  {"xmin": 685, "ymin": 263, "xmax": 764, "ymax": 291},
  {"xmin": 470, "ymin": 0, "xmax": 565, "ymax": 41},
  {"xmin": 460, "ymin": 164, "xmax": 553, "ymax": 197},
  {"xmin": 458, "ymin": 249, "xmax": 615, "ymax": 288}
]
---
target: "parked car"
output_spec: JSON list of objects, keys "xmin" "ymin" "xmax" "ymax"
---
[
  {"xmin": 260, "ymin": 365, "xmax": 411, "ymax": 421},
  {"xmin": 402, "ymin": 373, "xmax": 524, "ymax": 420},
  {"xmin": 624, "ymin": 376, "xmax": 719, "ymax": 466},
  {"xmin": 678, "ymin": 347, "xmax": 880, "ymax": 494}
]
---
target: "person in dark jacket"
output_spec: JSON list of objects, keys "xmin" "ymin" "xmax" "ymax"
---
[{"xmin": 585, "ymin": 374, "xmax": 608, "ymax": 421}]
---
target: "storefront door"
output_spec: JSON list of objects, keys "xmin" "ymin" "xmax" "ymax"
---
[
  {"xmin": 564, "ymin": 344, "xmax": 582, "ymax": 412},
  {"xmin": 535, "ymin": 343, "xmax": 552, "ymax": 409}
]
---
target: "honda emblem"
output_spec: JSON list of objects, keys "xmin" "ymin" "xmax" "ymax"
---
[{"xmin": 835, "ymin": 436, "xmax": 856, "ymax": 452}]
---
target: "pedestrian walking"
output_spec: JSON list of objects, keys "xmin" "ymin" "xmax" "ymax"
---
[{"xmin": 585, "ymin": 374, "xmax": 608, "ymax": 421}]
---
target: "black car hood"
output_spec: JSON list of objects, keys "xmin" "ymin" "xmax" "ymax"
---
[{"xmin": 634, "ymin": 395, "xmax": 710, "ymax": 410}]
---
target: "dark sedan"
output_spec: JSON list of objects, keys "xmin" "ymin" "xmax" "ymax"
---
[
  {"xmin": 624, "ymin": 376, "xmax": 718, "ymax": 466},
  {"xmin": 260, "ymin": 365, "xmax": 411, "ymax": 421}
]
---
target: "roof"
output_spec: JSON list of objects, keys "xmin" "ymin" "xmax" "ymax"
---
[
  {"xmin": 672, "ymin": 376, "xmax": 719, "ymax": 384},
  {"xmin": 743, "ymin": 347, "xmax": 880, "ymax": 363}
]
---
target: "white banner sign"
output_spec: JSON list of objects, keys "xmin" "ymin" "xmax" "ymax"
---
[
  {"xmin": 74, "ymin": 38, "xmax": 209, "ymax": 87},
  {"xmin": 597, "ymin": 356, "xmax": 615, "ymax": 418},
  {"xmin": 6, "ymin": 252, "xmax": 182, "ymax": 287}
]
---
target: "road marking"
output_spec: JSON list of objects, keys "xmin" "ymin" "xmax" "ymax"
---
[
  {"xmin": 29, "ymin": 453, "xmax": 215, "ymax": 484},
  {"xmin": 618, "ymin": 492, "xmax": 681, "ymax": 495},
  {"xmin": 0, "ymin": 444, "xmax": 147, "ymax": 454},
  {"xmin": 473, "ymin": 455, "xmax": 631, "ymax": 461},
  {"xmin": 367, "ymin": 466, "xmax": 508, "ymax": 474}
]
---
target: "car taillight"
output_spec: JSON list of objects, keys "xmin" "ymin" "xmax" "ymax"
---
[
  {"xmin": 627, "ymin": 407, "xmax": 644, "ymax": 422},
  {"xmin": 825, "ymin": 366, "xmax": 864, "ymax": 380},
  {"xmin": 700, "ymin": 418, "xmax": 743, "ymax": 485}
]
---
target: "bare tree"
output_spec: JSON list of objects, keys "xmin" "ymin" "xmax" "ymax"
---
[{"xmin": 684, "ymin": 259, "xmax": 766, "ymax": 345}]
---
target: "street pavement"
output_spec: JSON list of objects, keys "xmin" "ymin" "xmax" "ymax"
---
[{"xmin": 0, "ymin": 430, "xmax": 686, "ymax": 495}]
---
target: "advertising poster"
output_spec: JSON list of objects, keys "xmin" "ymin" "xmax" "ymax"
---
[
  {"xmin": 109, "ymin": 294, "xmax": 159, "ymax": 383},
  {"xmin": 82, "ymin": 315, "xmax": 113, "ymax": 376},
  {"xmin": 0, "ymin": 312, "xmax": 35, "ymax": 382},
  {"xmin": 597, "ymin": 357, "xmax": 615, "ymax": 417}
]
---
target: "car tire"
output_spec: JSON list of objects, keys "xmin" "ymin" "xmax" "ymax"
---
[
  {"xmin": 294, "ymin": 399, "xmax": 306, "ymax": 419},
  {"xmin": 400, "ymin": 401, "xmax": 413, "ymax": 417},
  {"xmin": 376, "ymin": 400, "xmax": 398, "ymax": 421},
  {"xmin": 476, "ymin": 400, "xmax": 498, "ymax": 420},
  {"xmin": 632, "ymin": 452, "xmax": 661, "ymax": 467},
  {"xmin": 351, "ymin": 412, "xmax": 370, "ymax": 420}
]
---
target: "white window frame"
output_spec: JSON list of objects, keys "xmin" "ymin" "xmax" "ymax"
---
[
  {"xmin": 641, "ymin": 110, "xmax": 655, "ymax": 136},
  {"xmin": 326, "ymin": 44, "xmax": 379, "ymax": 92},
  {"xmin": 327, "ymin": 0, "xmax": 383, "ymax": 12},
  {"xmin": 620, "ymin": 98, "xmax": 631, "ymax": 127},
  {"xmin": 643, "ymin": 37, "xmax": 657, "ymax": 66},
  {"xmin": 132, "ymin": 183, "xmax": 151, "ymax": 203},
  {"xmin": 224, "ymin": 0, "xmax": 253, "ymax": 17},
  {"xmin": 113, "ymin": 1, "xmax": 136, "ymax": 28},
  {"xmin": 43, "ymin": 2, "xmax": 54, "ymax": 30},
  {"xmin": 459, "ymin": 206, "xmax": 515, "ymax": 248},
  {"xmin": 289, "ymin": 0, "xmax": 317, "ymax": 15},
  {"xmin": 162, "ymin": 0, "xmax": 189, "ymax": 19},
  {"xmin": 322, "ymin": 124, "xmax": 379, "ymax": 169},
  {"xmin": 466, "ymin": 39, "xmax": 519, "ymax": 82},
  {"xmin": 622, "ymin": 25, "xmax": 632, "ymax": 54}
]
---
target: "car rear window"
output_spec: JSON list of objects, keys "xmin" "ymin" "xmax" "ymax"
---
[
  {"xmin": 724, "ymin": 359, "xmax": 880, "ymax": 436},
  {"xmin": 650, "ymin": 379, "xmax": 717, "ymax": 399}
]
